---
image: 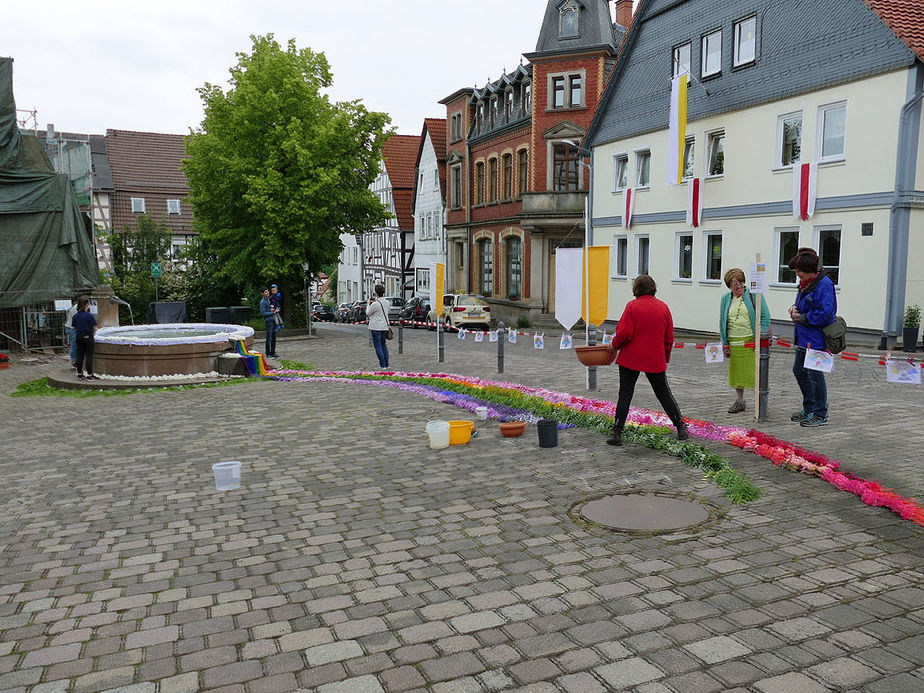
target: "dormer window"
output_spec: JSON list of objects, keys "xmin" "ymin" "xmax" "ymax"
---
[
  {"xmin": 505, "ymin": 90, "xmax": 514, "ymax": 120},
  {"xmin": 560, "ymin": 1, "xmax": 579, "ymax": 38},
  {"xmin": 522, "ymin": 82, "xmax": 531, "ymax": 114}
]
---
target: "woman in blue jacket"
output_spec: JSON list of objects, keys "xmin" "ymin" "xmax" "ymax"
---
[
  {"xmin": 719, "ymin": 268, "xmax": 770, "ymax": 414},
  {"xmin": 788, "ymin": 248, "xmax": 836, "ymax": 427}
]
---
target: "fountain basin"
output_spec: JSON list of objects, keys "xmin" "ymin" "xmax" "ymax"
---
[{"xmin": 94, "ymin": 323, "xmax": 254, "ymax": 377}]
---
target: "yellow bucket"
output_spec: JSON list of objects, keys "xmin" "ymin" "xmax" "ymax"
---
[{"xmin": 448, "ymin": 420, "xmax": 474, "ymax": 445}]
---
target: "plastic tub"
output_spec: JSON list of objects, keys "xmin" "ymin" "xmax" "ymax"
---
[
  {"xmin": 426, "ymin": 421, "xmax": 450, "ymax": 449},
  {"xmin": 448, "ymin": 420, "xmax": 474, "ymax": 445},
  {"xmin": 212, "ymin": 461, "xmax": 241, "ymax": 490}
]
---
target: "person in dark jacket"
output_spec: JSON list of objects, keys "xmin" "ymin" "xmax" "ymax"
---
[
  {"xmin": 72, "ymin": 295, "xmax": 98, "ymax": 380},
  {"xmin": 788, "ymin": 247, "xmax": 836, "ymax": 427},
  {"xmin": 605, "ymin": 275, "xmax": 687, "ymax": 446},
  {"xmin": 259, "ymin": 288, "xmax": 277, "ymax": 357}
]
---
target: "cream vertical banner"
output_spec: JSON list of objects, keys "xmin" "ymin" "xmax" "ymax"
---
[
  {"xmin": 554, "ymin": 248, "xmax": 583, "ymax": 331},
  {"xmin": 666, "ymin": 72, "xmax": 688, "ymax": 185}
]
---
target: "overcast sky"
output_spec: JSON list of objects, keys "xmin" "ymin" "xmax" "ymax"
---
[{"xmin": 2, "ymin": 0, "xmax": 615, "ymax": 137}]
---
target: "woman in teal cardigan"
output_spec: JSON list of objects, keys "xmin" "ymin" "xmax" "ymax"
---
[{"xmin": 719, "ymin": 268, "xmax": 770, "ymax": 413}]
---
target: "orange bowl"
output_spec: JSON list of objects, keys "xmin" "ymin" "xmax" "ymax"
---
[
  {"xmin": 499, "ymin": 421, "xmax": 527, "ymax": 437},
  {"xmin": 575, "ymin": 345, "xmax": 614, "ymax": 366}
]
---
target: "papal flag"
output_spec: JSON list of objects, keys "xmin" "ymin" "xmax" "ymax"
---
[
  {"xmin": 686, "ymin": 177, "xmax": 703, "ymax": 227},
  {"xmin": 793, "ymin": 162, "xmax": 818, "ymax": 221},
  {"xmin": 666, "ymin": 72, "xmax": 688, "ymax": 186}
]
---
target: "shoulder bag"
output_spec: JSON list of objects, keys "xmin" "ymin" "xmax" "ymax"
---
[{"xmin": 380, "ymin": 300, "xmax": 394, "ymax": 340}]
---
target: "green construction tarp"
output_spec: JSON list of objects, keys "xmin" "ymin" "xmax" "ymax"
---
[{"xmin": 0, "ymin": 56, "xmax": 99, "ymax": 308}]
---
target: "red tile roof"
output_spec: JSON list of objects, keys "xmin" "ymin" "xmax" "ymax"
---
[
  {"xmin": 105, "ymin": 129, "xmax": 193, "ymax": 235},
  {"xmin": 863, "ymin": 0, "xmax": 924, "ymax": 61},
  {"xmin": 382, "ymin": 134, "xmax": 421, "ymax": 230}
]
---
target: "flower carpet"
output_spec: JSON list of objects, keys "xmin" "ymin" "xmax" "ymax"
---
[{"xmin": 271, "ymin": 369, "xmax": 924, "ymax": 526}]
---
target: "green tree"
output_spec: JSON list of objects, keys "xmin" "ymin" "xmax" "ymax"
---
[{"xmin": 183, "ymin": 34, "xmax": 392, "ymax": 298}]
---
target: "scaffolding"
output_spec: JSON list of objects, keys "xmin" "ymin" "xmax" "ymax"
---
[{"xmin": 40, "ymin": 128, "xmax": 93, "ymax": 207}]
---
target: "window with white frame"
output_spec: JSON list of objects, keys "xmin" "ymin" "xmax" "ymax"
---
[
  {"xmin": 676, "ymin": 233, "xmax": 693, "ymax": 279},
  {"xmin": 450, "ymin": 113, "xmax": 463, "ymax": 142},
  {"xmin": 506, "ymin": 90, "xmax": 514, "ymax": 120},
  {"xmin": 635, "ymin": 149, "xmax": 651, "ymax": 188},
  {"xmin": 706, "ymin": 130, "xmax": 725, "ymax": 177},
  {"xmin": 614, "ymin": 153, "xmax": 629, "ymax": 190},
  {"xmin": 418, "ymin": 215, "xmax": 425, "ymax": 241},
  {"xmin": 506, "ymin": 236, "xmax": 522, "ymax": 299},
  {"xmin": 636, "ymin": 236, "xmax": 650, "ymax": 276},
  {"xmin": 701, "ymin": 29, "xmax": 722, "ymax": 77},
  {"xmin": 166, "ymin": 199, "xmax": 181, "ymax": 215},
  {"xmin": 734, "ymin": 16, "xmax": 757, "ymax": 66},
  {"xmin": 131, "ymin": 197, "xmax": 146, "ymax": 213},
  {"xmin": 672, "ymin": 42, "xmax": 691, "ymax": 77},
  {"xmin": 613, "ymin": 236, "xmax": 628, "ymax": 277},
  {"xmin": 816, "ymin": 226, "xmax": 841, "ymax": 285},
  {"xmin": 522, "ymin": 82, "xmax": 531, "ymax": 114},
  {"xmin": 775, "ymin": 227, "xmax": 800, "ymax": 283},
  {"xmin": 427, "ymin": 213, "xmax": 433, "ymax": 239},
  {"xmin": 704, "ymin": 231, "xmax": 723, "ymax": 280},
  {"xmin": 683, "ymin": 137, "xmax": 695, "ymax": 179},
  {"xmin": 777, "ymin": 112, "xmax": 802, "ymax": 167},
  {"xmin": 818, "ymin": 102, "xmax": 846, "ymax": 161},
  {"xmin": 433, "ymin": 169, "xmax": 439, "ymax": 191}
]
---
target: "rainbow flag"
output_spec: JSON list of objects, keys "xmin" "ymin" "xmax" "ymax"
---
[{"xmin": 234, "ymin": 340, "xmax": 269, "ymax": 376}]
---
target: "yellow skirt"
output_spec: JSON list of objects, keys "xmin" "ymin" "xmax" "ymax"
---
[{"xmin": 728, "ymin": 341, "xmax": 755, "ymax": 390}]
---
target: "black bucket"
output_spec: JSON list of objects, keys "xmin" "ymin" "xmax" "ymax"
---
[{"xmin": 537, "ymin": 419, "xmax": 558, "ymax": 448}]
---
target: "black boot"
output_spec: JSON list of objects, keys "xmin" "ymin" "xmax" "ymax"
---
[
  {"xmin": 677, "ymin": 422, "xmax": 689, "ymax": 441},
  {"xmin": 606, "ymin": 420, "xmax": 624, "ymax": 447}
]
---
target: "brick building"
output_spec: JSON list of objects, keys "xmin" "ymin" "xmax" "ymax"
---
[{"xmin": 441, "ymin": 0, "xmax": 632, "ymax": 325}]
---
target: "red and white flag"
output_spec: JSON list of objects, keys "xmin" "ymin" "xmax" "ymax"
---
[
  {"xmin": 686, "ymin": 177, "xmax": 703, "ymax": 227},
  {"xmin": 622, "ymin": 187, "xmax": 634, "ymax": 229},
  {"xmin": 793, "ymin": 162, "xmax": 818, "ymax": 221}
]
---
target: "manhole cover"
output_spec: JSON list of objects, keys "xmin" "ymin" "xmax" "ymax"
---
[{"xmin": 580, "ymin": 493, "xmax": 709, "ymax": 531}]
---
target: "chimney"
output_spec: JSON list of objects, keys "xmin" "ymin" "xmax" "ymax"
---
[
  {"xmin": 46, "ymin": 123, "xmax": 55, "ymax": 140},
  {"xmin": 614, "ymin": 0, "xmax": 634, "ymax": 28}
]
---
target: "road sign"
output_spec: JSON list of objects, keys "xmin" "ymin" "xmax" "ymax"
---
[{"xmin": 151, "ymin": 262, "xmax": 162, "ymax": 278}]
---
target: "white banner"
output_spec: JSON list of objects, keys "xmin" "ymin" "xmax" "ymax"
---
[{"xmin": 554, "ymin": 248, "xmax": 583, "ymax": 331}]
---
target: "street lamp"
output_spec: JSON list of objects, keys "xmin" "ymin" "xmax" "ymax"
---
[
  {"xmin": 302, "ymin": 262, "xmax": 312, "ymax": 336},
  {"xmin": 562, "ymin": 139, "xmax": 597, "ymax": 389}
]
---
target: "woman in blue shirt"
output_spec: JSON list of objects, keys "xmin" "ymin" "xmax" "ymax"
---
[{"xmin": 788, "ymin": 248, "xmax": 836, "ymax": 427}]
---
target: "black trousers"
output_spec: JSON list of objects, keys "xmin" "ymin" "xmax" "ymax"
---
[
  {"xmin": 613, "ymin": 365, "xmax": 683, "ymax": 430},
  {"xmin": 75, "ymin": 333, "xmax": 94, "ymax": 375}
]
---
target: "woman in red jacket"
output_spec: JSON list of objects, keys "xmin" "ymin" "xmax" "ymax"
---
[{"xmin": 605, "ymin": 275, "xmax": 687, "ymax": 446}]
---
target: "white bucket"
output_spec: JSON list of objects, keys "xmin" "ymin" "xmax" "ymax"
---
[
  {"xmin": 425, "ymin": 421, "xmax": 450, "ymax": 449},
  {"xmin": 475, "ymin": 406, "xmax": 488, "ymax": 420},
  {"xmin": 212, "ymin": 461, "xmax": 241, "ymax": 490}
]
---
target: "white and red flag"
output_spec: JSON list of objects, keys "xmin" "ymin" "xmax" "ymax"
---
[
  {"xmin": 793, "ymin": 162, "xmax": 818, "ymax": 221},
  {"xmin": 686, "ymin": 177, "xmax": 703, "ymax": 227},
  {"xmin": 666, "ymin": 73, "xmax": 688, "ymax": 185},
  {"xmin": 622, "ymin": 187, "xmax": 634, "ymax": 229}
]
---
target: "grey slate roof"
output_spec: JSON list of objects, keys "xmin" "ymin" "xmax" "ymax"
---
[
  {"xmin": 531, "ymin": 0, "xmax": 619, "ymax": 55},
  {"xmin": 587, "ymin": 0, "xmax": 916, "ymax": 148}
]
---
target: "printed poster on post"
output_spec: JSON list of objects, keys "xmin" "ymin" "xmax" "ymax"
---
[
  {"xmin": 886, "ymin": 359, "xmax": 922, "ymax": 384},
  {"xmin": 534, "ymin": 334, "xmax": 544, "ymax": 349},
  {"xmin": 560, "ymin": 334, "xmax": 573, "ymax": 350},
  {"xmin": 705, "ymin": 343, "xmax": 724, "ymax": 363}
]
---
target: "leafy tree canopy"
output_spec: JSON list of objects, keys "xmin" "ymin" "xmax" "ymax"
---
[{"xmin": 184, "ymin": 34, "xmax": 392, "ymax": 291}]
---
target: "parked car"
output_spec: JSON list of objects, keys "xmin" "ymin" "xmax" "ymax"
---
[
  {"xmin": 334, "ymin": 303, "xmax": 351, "ymax": 322},
  {"xmin": 382, "ymin": 296, "xmax": 406, "ymax": 323},
  {"xmin": 346, "ymin": 301, "xmax": 366, "ymax": 323},
  {"xmin": 399, "ymin": 296, "xmax": 431, "ymax": 326},
  {"xmin": 428, "ymin": 294, "xmax": 491, "ymax": 331},
  {"xmin": 311, "ymin": 304, "xmax": 334, "ymax": 321}
]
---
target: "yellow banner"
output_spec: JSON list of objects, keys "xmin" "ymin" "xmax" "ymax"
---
[
  {"xmin": 581, "ymin": 246, "xmax": 609, "ymax": 326},
  {"xmin": 431, "ymin": 262, "xmax": 444, "ymax": 316}
]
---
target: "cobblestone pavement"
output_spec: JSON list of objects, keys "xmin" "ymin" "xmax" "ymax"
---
[{"xmin": 0, "ymin": 327, "xmax": 921, "ymax": 693}]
